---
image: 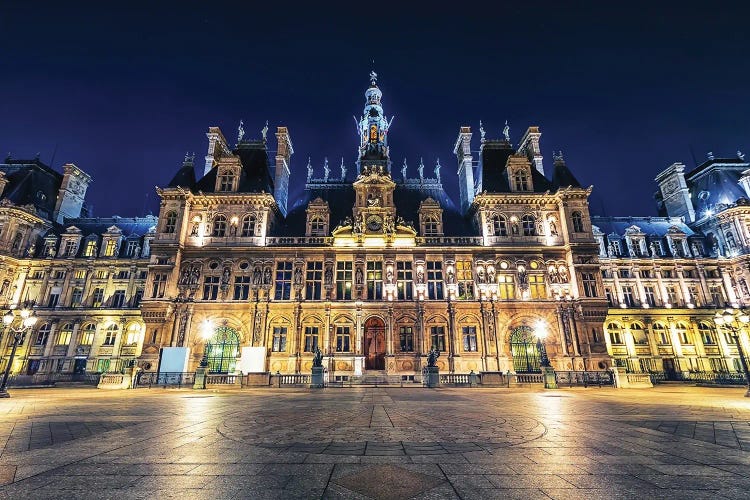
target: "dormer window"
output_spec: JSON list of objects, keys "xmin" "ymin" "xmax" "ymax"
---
[
  {"xmin": 514, "ymin": 170, "xmax": 529, "ymax": 191},
  {"xmin": 305, "ymin": 198, "xmax": 330, "ymax": 237},
  {"xmin": 241, "ymin": 215, "xmax": 256, "ymax": 237},
  {"xmin": 104, "ymin": 239, "xmax": 117, "ymax": 257},
  {"xmin": 164, "ymin": 211, "xmax": 178, "ymax": 233},
  {"xmin": 84, "ymin": 239, "xmax": 97, "ymax": 257},
  {"xmin": 423, "ymin": 216, "xmax": 440, "ymax": 235},
  {"xmin": 310, "ymin": 217, "xmax": 327, "ymax": 236},
  {"xmin": 218, "ymin": 171, "xmax": 236, "ymax": 192},
  {"xmin": 418, "ymin": 197, "xmax": 443, "ymax": 237},
  {"xmin": 64, "ymin": 240, "xmax": 77, "ymax": 257}
]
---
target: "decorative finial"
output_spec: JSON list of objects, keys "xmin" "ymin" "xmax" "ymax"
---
[
  {"xmin": 369, "ymin": 70, "xmax": 378, "ymax": 85},
  {"xmin": 261, "ymin": 120, "xmax": 269, "ymax": 142},
  {"xmin": 418, "ymin": 157, "xmax": 425, "ymax": 179},
  {"xmin": 434, "ymin": 158, "xmax": 441, "ymax": 181},
  {"xmin": 738, "ymin": 150, "xmax": 745, "ymax": 160},
  {"xmin": 306, "ymin": 157, "xmax": 313, "ymax": 182},
  {"xmin": 707, "ymin": 151, "xmax": 714, "ymax": 160},
  {"xmin": 401, "ymin": 158, "xmax": 408, "ymax": 181},
  {"xmin": 503, "ymin": 120, "xmax": 510, "ymax": 142},
  {"xmin": 340, "ymin": 157, "xmax": 346, "ymax": 180},
  {"xmin": 237, "ymin": 120, "xmax": 245, "ymax": 142},
  {"xmin": 323, "ymin": 157, "xmax": 330, "ymax": 182},
  {"xmin": 479, "ymin": 120, "xmax": 486, "ymax": 141},
  {"xmin": 184, "ymin": 151, "xmax": 195, "ymax": 165},
  {"xmin": 553, "ymin": 151, "xmax": 565, "ymax": 163}
]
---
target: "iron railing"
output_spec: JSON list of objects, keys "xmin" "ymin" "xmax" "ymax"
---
[
  {"xmin": 7, "ymin": 372, "xmax": 101, "ymax": 386},
  {"xmin": 135, "ymin": 371, "xmax": 195, "ymax": 388}
]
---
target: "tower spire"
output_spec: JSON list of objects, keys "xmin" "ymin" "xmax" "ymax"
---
[{"xmin": 356, "ymin": 69, "xmax": 392, "ymax": 175}]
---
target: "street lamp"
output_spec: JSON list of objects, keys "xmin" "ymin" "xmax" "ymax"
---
[
  {"xmin": 0, "ymin": 307, "xmax": 38, "ymax": 398},
  {"xmin": 714, "ymin": 309, "xmax": 750, "ymax": 397},
  {"xmin": 535, "ymin": 319, "xmax": 550, "ymax": 368}
]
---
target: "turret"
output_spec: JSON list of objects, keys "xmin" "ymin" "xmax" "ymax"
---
[
  {"xmin": 275, "ymin": 126, "xmax": 293, "ymax": 216},
  {"xmin": 454, "ymin": 126, "xmax": 474, "ymax": 214}
]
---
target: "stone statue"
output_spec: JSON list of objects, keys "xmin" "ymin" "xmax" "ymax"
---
[
  {"xmin": 237, "ymin": 119, "xmax": 245, "ymax": 142},
  {"xmin": 401, "ymin": 158, "xmax": 407, "ymax": 180},
  {"xmin": 26, "ymin": 243, "xmax": 36, "ymax": 257},
  {"xmin": 384, "ymin": 215, "xmax": 395, "ymax": 234},
  {"xmin": 355, "ymin": 267, "xmax": 363, "ymax": 286},
  {"xmin": 221, "ymin": 266, "xmax": 231, "ymax": 285},
  {"xmin": 446, "ymin": 268, "xmax": 455, "ymax": 285},
  {"xmin": 252, "ymin": 267, "xmax": 262, "ymax": 286},
  {"xmin": 548, "ymin": 220, "xmax": 557, "ymax": 236},
  {"xmin": 479, "ymin": 120, "xmax": 486, "ymax": 141},
  {"xmin": 323, "ymin": 157, "xmax": 330, "ymax": 182},
  {"xmin": 649, "ymin": 241, "xmax": 658, "ymax": 257},
  {"xmin": 294, "ymin": 267, "xmax": 303, "ymax": 286},
  {"xmin": 324, "ymin": 265, "xmax": 333, "ymax": 286},
  {"xmin": 503, "ymin": 120, "xmax": 510, "ymax": 142},
  {"xmin": 263, "ymin": 267, "xmax": 272, "ymax": 285},
  {"xmin": 558, "ymin": 265, "xmax": 569, "ymax": 283},
  {"xmin": 427, "ymin": 347, "xmax": 440, "ymax": 367},
  {"xmin": 477, "ymin": 266, "xmax": 486, "ymax": 284},
  {"xmin": 340, "ymin": 158, "xmax": 346, "ymax": 180},
  {"xmin": 189, "ymin": 266, "xmax": 200, "ymax": 286},
  {"xmin": 179, "ymin": 267, "xmax": 190, "ymax": 286},
  {"xmin": 306, "ymin": 157, "xmax": 313, "ymax": 183},
  {"xmin": 386, "ymin": 267, "xmax": 394, "ymax": 284},
  {"xmin": 261, "ymin": 120, "xmax": 269, "ymax": 142},
  {"xmin": 416, "ymin": 268, "xmax": 425, "ymax": 284},
  {"xmin": 418, "ymin": 158, "xmax": 424, "ymax": 179},
  {"xmin": 487, "ymin": 266, "xmax": 496, "ymax": 283},
  {"xmin": 312, "ymin": 347, "xmax": 323, "ymax": 367},
  {"xmin": 434, "ymin": 159, "xmax": 441, "ymax": 182}
]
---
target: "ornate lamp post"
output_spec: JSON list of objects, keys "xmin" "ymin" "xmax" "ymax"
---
[
  {"xmin": 714, "ymin": 309, "xmax": 750, "ymax": 397},
  {"xmin": 0, "ymin": 307, "xmax": 38, "ymax": 398},
  {"xmin": 193, "ymin": 319, "xmax": 213, "ymax": 390},
  {"xmin": 535, "ymin": 319, "xmax": 557, "ymax": 389}
]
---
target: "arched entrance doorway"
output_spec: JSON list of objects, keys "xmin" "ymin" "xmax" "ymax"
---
[
  {"xmin": 364, "ymin": 317, "xmax": 386, "ymax": 370},
  {"xmin": 206, "ymin": 326, "xmax": 240, "ymax": 373},
  {"xmin": 510, "ymin": 326, "xmax": 541, "ymax": 373}
]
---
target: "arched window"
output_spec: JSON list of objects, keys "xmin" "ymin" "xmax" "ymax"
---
[
  {"xmin": 57, "ymin": 323, "xmax": 74, "ymax": 345},
  {"xmin": 571, "ymin": 211, "xmax": 584, "ymax": 233},
  {"xmin": 675, "ymin": 322, "xmax": 691, "ymax": 344},
  {"xmin": 514, "ymin": 170, "xmax": 529, "ymax": 191},
  {"xmin": 310, "ymin": 217, "xmax": 327, "ymax": 236},
  {"xmin": 698, "ymin": 322, "xmax": 715, "ymax": 345},
  {"xmin": 653, "ymin": 323, "xmax": 670, "ymax": 344},
  {"xmin": 35, "ymin": 323, "xmax": 51, "ymax": 346},
  {"xmin": 205, "ymin": 326, "xmax": 240, "ymax": 373},
  {"xmin": 212, "ymin": 215, "xmax": 227, "ymax": 237},
  {"xmin": 80, "ymin": 323, "xmax": 96, "ymax": 345},
  {"xmin": 218, "ymin": 171, "xmax": 235, "ymax": 192},
  {"xmin": 241, "ymin": 215, "xmax": 256, "ymax": 237},
  {"xmin": 164, "ymin": 211, "xmax": 178, "ymax": 234},
  {"xmin": 103, "ymin": 324, "xmax": 118, "ymax": 346},
  {"xmin": 630, "ymin": 323, "xmax": 647, "ymax": 344},
  {"xmin": 607, "ymin": 323, "xmax": 623, "ymax": 344},
  {"xmin": 423, "ymin": 216, "xmax": 439, "ymax": 235},
  {"xmin": 522, "ymin": 215, "xmax": 536, "ymax": 236},
  {"xmin": 510, "ymin": 326, "xmax": 541, "ymax": 373},
  {"xmin": 492, "ymin": 214, "xmax": 507, "ymax": 236}
]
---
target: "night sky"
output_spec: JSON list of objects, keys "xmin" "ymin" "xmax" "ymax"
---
[{"xmin": 2, "ymin": 2, "xmax": 750, "ymax": 219}]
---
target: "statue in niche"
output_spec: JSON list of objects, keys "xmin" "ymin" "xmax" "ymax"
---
[
  {"xmin": 692, "ymin": 242, "xmax": 703, "ymax": 258},
  {"xmin": 252, "ymin": 310, "xmax": 262, "ymax": 344},
  {"xmin": 476, "ymin": 267, "xmax": 486, "ymax": 284},
  {"xmin": 511, "ymin": 223, "xmax": 519, "ymax": 236},
  {"xmin": 386, "ymin": 266, "xmax": 394, "ymax": 284},
  {"xmin": 355, "ymin": 267, "xmax": 363, "ymax": 286},
  {"xmin": 558, "ymin": 266, "xmax": 569, "ymax": 283},
  {"xmin": 446, "ymin": 268, "xmax": 455, "ymax": 285},
  {"xmin": 263, "ymin": 267, "xmax": 272, "ymax": 285},
  {"xmin": 548, "ymin": 220, "xmax": 558, "ymax": 236},
  {"xmin": 487, "ymin": 266, "xmax": 496, "ymax": 283},
  {"xmin": 253, "ymin": 267, "xmax": 262, "ymax": 286},
  {"xmin": 179, "ymin": 267, "xmax": 190, "ymax": 286},
  {"xmin": 189, "ymin": 266, "xmax": 200, "ymax": 286},
  {"xmin": 384, "ymin": 215, "xmax": 395, "ymax": 234},
  {"xmin": 517, "ymin": 268, "xmax": 529, "ymax": 290},
  {"xmin": 324, "ymin": 265, "xmax": 333, "ymax": 286},
  {"xmin": 221, "ymin": 267, "xmax": 231, "ymax": 285},
  {"xmin": 416, "ymin": 267, "xmax": 425, "ymax": 284},
  {"xmin": 294, "ymin": 266, "xmax": 303, "ymax": 286},
  {"xmin": 740, "ymin": 278, "xmax": 750, "ymax": 297}
]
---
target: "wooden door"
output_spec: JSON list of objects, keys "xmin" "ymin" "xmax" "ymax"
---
[{"xmin": 364, "ymin": 317, "xmax": 386, "ymax": 370}]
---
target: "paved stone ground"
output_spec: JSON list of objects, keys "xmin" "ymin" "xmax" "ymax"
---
[{"xmin": 1, "ymin": 385, "xmax": 750, "ymax": 499}]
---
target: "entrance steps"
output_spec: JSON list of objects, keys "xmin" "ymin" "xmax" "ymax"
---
[{"xmin": 353, "ymin": 371, "xmax": 395, "ymax": 386}]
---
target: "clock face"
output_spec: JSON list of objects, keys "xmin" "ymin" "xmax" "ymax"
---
[{"xmin": 366, "ymin": 215, "xmax": 383, "ymax": 232}]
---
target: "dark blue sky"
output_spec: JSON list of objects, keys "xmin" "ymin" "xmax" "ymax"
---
[{"xmin": 2, "ymin": 1, "xmax": 749, "ymax": 217}]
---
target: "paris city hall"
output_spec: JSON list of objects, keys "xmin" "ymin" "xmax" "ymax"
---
[{"xmin": 1, "ymin": 72, "xmax": 749, "ymax": 385}]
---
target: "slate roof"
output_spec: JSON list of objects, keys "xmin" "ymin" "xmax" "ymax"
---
[
  {"xmin": 0, "ymin": 158, "xmax": 63, "ymax": 220},
  {"xmin": 685, "ymin": 157, "xmax": 749, "ymax": 213},
  {"xmin": 591, "ymin": 216, "xmax": 697, "ymax": 238}
]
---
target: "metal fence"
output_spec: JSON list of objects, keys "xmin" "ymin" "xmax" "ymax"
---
[
  {"xmin": 8, "ymin": 372, "xmax": 101, "ymax": 387},
  {"xmin": 555, "ymin": 370, "xmax": 614, "ymax": 388},
  {"xmin": 135, "ymin": 371, "xmax": 195, "ymax": 388}
]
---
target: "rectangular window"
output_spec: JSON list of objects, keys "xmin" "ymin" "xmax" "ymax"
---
[
  {"xmin": 305, "ymin": 261, "xmax": 323, "ymax": 300},
  {"xmin": 366, "ymin": 261, "xmax": 383, "ymax": 300},
  {"xmin": 396, "ymin": 261, "xmax": 413, "ymax": 300},
  {"xmin": 427, "ymin": 261, "xmax": 444, "ymax": 300},
  {"xmin": 462, "ymin": 326, "xmax": 477, "ymax": 352},
  {"xmin": 605, "ymin": 288, "xmax": 614, "ymax": 306},
  {"xmin": 622, "ymin": 286, "xmax": 635, "ymax": 307},
  {"xmin": 116, "ymin": 270, "xmax": 130, "ymax": 280},
  {"xmin": 336, "ymin": 261, "xmax": 352, "ymax": 300},
  {"xmin": 202, "ymin": 276, "xmax": 220, "ymax": 300},
  {"xmin": 430, "ymin": 326, "xmax": 446, "ymax": 351},
  {"xmin": 56, "ymin": 329, "xmax": 72, "ymax": 346},
  {"xmin": 47, "ymin": 292, "xmax": 60, "ymax": 308},
  {"xmin": 272, "ymin": 327, "xmax": 287, "ymax": 352},
  {"xmin": 132, "ymin": 288, "xmax": 143, "ymax": 307},
  {"xmin": 710, "ymin": 285, "xmax": 724, "ymax": 306},
  {"xmin": 151, "ymin": 273, "xmax": 167, "ymax": 298},
  {"xmin": 53, "ymin": 270, "xmax": 65, "ymax": 279},
  {"xmin": 64, "ymin": 240, "xmax": 77, "ymax": 256},
  {"xmin": 233, "ymin": 276, "xmax": 251, "ymax": 300},
  {"xmin": 688, "ymin": 285, "xmax": 700, "ymax": 306},
  {"xmin": 96, "ymin": 359, "xmax": 111, "ymax": 373},
  {"xmin": 529, "ymin": 274, "xmax": 546, "ymax": 299},
  {"xmin": 274, "ymin": 261, "xmax": 293, "ymax": 300},
  {"xmin": 104, "ymin": 240, "xmax": 117, "ymax": 257},
  {"xmin": 335, "ymin": 326, "xmax": 351, "ymax": 352},
  {"xmin": 95, "ymin": 269, "xmax": 108, "ymax": 279},
  {"xmin": 618, "ymin": 269, "xmax": 631, "ymax": 278},
  {"xmin": 456, "ymin": 260, "xmax": 474, "ymax": 300},
  {"xmin": 399, "ymin": 326, "xmax": 414, "ymax": 352},
  {"xmin": 84, "ymin": 240, "xmax": 97, "ymax": 257},
  {"xmin": 644, "ymin": 286, "xmax": 656, "ymax": 307},
  {"xmin": 70, "ymin": 287, "xmax": 84, "ymax": 307},
  {"xmin": 103, "ymin": 329, "xmax": 117, "ymax": 346},
  {"xmin": 92, "ymin": 288, "xmax": 105, "ymax": 307},
  {"xmin": 581, "ymin": 272, "xmax": 598, "ymax": 298},
  {"xmin": 304, "ymin": 326, "xmax": 319, "ymax": 352},
  {"xmin": 31, "ymin": 270, "xmax": 45, "ymax": 279},
  {"xmin": 666, "ymin": 286, "xmax": 679, "ymax": 306},
  {"xmin": 111, "ymin": 290, "xmax": 126, "ymax": 308},
  {"xmin": 74, "ymin": 269, "xmax": 86, "ymax": 279},
  {"xmin": 498, "ymin": 274, "xmax": 515, "ymax": 300}
]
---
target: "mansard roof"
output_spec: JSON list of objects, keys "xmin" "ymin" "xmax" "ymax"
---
[
  {"xmin": 479, "ymin": 141, "xmax": 557, "ymax": 193},
  {"xmin": 591, "ymin": 216, "xmax": 696, "ymax": 238},
  {"xmin": 0, "ymin": 158, "xmax": 63, "ymax": 220},
  {"xmin": 550, "ymin": 159, "xmax": 581, "ymax": 189}
]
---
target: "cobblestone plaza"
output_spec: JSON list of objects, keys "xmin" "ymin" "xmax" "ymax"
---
[{"xmin": 1, "ymin": 386, "xmax": 750, "ymax": 499}]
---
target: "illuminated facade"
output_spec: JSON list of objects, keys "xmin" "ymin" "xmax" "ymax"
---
[{"xmin": 2, "ymin": 74, "xmax": 749, "ymax": 381}]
